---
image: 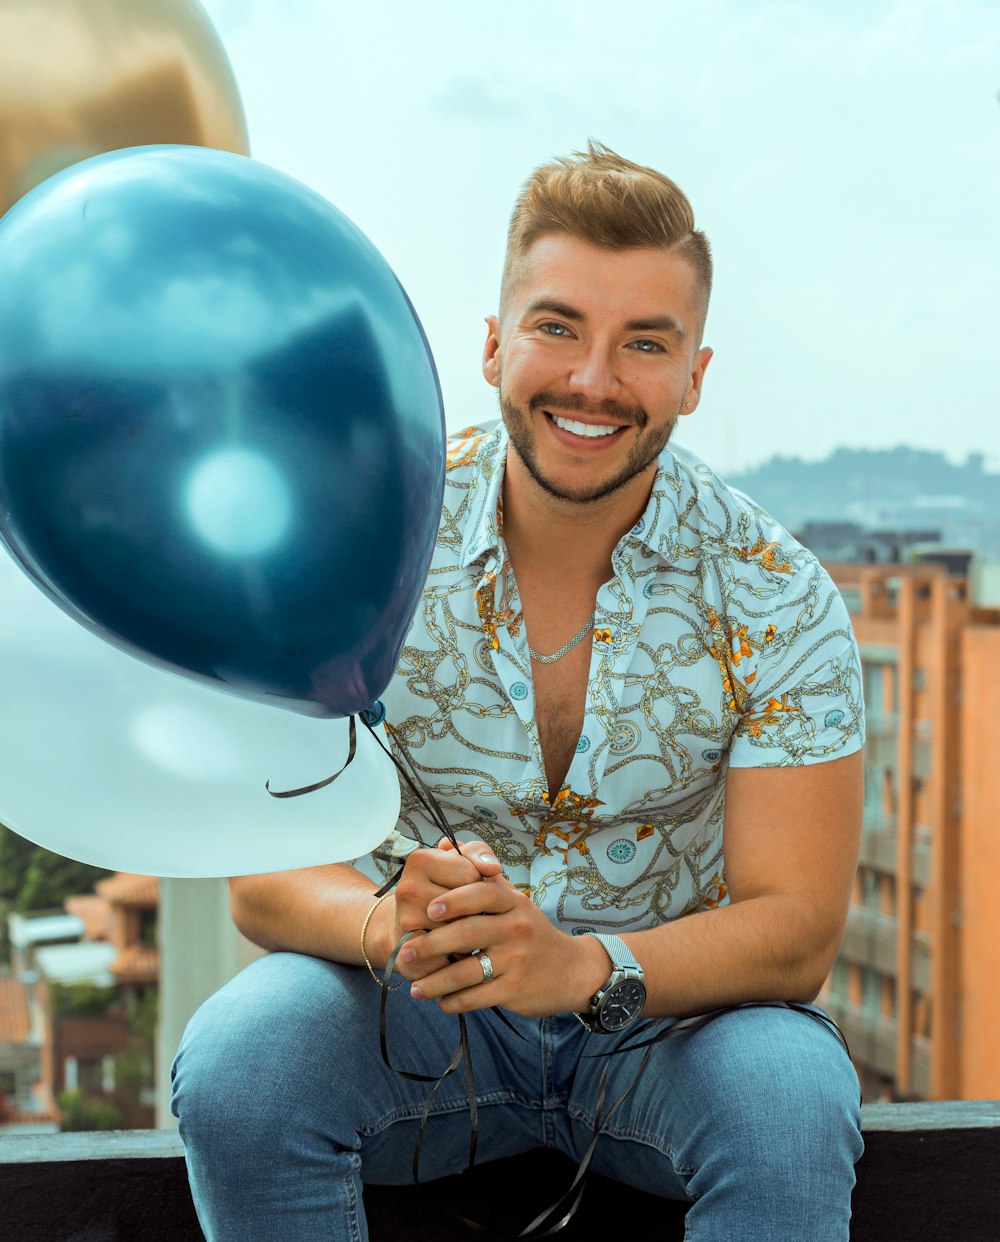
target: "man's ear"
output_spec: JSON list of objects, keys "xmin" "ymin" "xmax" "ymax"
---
[
  {"xmin": 681, "ymin": 346, "xmax": 713, "ymax": 414},
  {"xmin": 482, "ymin": 315, "xmax": 501, "ymax": 389}
]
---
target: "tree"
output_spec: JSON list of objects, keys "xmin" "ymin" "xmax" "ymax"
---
[
  {"xmin": 0, "ymin": 824, "xmax": 112, "ymax": 963},
  {"xmin": 56, "ymin": 1089, "xmax": 123, "ymax": 1132}
]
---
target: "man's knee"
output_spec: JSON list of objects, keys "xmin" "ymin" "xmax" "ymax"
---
[
  {"xmin": 170, "ymin": 951, "xmax": 370, "ymax": 1141},
  {"xmin": 689, "ymin": 1005, "xmax": 862, "ymax": 1171}
]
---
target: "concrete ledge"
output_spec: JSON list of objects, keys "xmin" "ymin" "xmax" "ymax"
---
[
  {"xmin": 851, "ymin": 1101, "xmax": 1000, "ymax": 1242},
  {"xmin": 2, "ymin": 1103, "xmax": 999, "ymax": 1241}
]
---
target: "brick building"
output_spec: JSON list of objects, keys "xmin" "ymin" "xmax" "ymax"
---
[
  {"xmin": 0, "ymin": 971, "xmax": 58, "ymax": 1130},
  {"xmin": 820, "ymin": 563, "xmax": 1000, "ymax": 1100},
  {"xmin": 3, "ymin": 873, "xmax": 160, "ymax": 1131}
]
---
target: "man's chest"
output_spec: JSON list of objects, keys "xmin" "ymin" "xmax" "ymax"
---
[
  {"xmin": 530, "ymin": 643, "xmax": 591, "ymax": 800},
  {"xmin": 380, "ymin": 560, "xmax": 735, "ymax": 924},
  {"xmin": 386, "ymin": 563, "xmax": 742, "ymax": 798}
]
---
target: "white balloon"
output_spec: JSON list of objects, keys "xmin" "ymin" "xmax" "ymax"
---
[{"xmin": 0, "ymin": 548, "xmax": 399, "ymax": 877}]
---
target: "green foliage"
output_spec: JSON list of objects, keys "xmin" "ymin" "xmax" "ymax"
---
[
  {"xmin": 138, "ymin": 908, "xmax": 158, "ymax": 946},
  {"xmin": 130, "ymin": 986, "xmax": 159, "ymax": 1040},
  {"xmin": 113, "ymin": 1044, "xmax": 153, "ymax": 1097},
  {"xmin": 56, "ymin": 1089, "xmax": 123, "ymax": 1132},
  {"xmin": 51, "ymin": 982, "xmax": 118, "ymax": 1019},
  {"xmin": 0, "ymin": 823, "xmax": 112, "ymax": 963}
]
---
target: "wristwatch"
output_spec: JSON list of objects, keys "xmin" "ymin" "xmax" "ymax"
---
[{"xmin": 576, "ymin": 933, "xmax": 647, "ymax": 1033}]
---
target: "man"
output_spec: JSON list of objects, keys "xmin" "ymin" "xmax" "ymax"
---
[{"xmin": 172, "ymin": 142, "xmax": 865, "ymax": 1241}]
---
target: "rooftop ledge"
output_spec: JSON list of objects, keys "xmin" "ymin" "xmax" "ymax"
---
[{"xmin": 2, "ymin": 1102, "xmax": 999, "ymax": 1241}]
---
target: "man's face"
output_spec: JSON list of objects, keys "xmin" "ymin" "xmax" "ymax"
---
[{"xmin": 482, "ymin": 234, "xmax": 712, "ymax": 506}]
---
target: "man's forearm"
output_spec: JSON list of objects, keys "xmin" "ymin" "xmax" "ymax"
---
[
  {"xmin": 227, "ymin": 844, "xmax": 502, "ymax": 978},
  {"xmin": 228, "ymin": 865, "xmax": 390, "ymax": 967},
  {"xmin": 621, "ymin": 894, "xmax": 841, "ymax": 1019}
]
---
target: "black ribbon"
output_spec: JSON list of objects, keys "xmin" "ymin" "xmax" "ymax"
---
[
  {"xmin": 267, "ymin": 710, "xmax": 858, "ymax": 1236},
  {"xmin": 265, "ymin": 714, "xmax": 359, "ymax": 798},
  {"xmin": 378, "ymin": 929, "xmax": 480, "ymax": 1182}
]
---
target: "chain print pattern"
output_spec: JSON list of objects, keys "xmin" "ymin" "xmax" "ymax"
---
[{"xmin": 352, "ymin": 424, "xmax": 864, "ymax": 935}]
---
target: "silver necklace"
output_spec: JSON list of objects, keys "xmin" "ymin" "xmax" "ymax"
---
[{"xmin": 528, "ymin": 615, "xmax": 595, "ymax": 664}]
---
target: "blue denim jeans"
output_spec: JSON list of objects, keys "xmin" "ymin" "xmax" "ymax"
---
[{"xmin": 171, "ymin": 951, "xmax": 862, "ymax": 1241}]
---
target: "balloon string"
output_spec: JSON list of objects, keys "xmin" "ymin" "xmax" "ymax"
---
[
  {"xmin": 360, "ymin": 715, "xmax": 458, "ymax": 849},
  {"xmin": 378, "ymin": 929, "xmax": 479, "ymax": 1180},
  {"xmin": 266, "ymin": 711, "xmax": 859, "ymax": 1235},
  {"xmin": 360, "ymin": 712, "xmax": 653, "ymax": 1235},
  {"xmin": 265, "ymin": 715, "xmax": 358, "ymax": 798},
  {"xmin": 584, "ymin": 1000, "xmax": 855, "ymax": 1068},
  {"xmin": 361, "ymin": 713, "xmax": 526, "ymax": 1044}
]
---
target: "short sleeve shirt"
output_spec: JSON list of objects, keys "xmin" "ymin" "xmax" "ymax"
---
[{"xmin": 352, "ymin": 423, "xmax": 865, "ymax": 934}]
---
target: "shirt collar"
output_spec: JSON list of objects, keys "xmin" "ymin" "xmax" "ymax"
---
[
  {"xmin": 458, "ymin": 422, "xmax": 508, "ymax": 568},
  {"xmin": 456, "ymin": 422, "xmax": 686, "ymax": 569},
  {"xmin": 624, "ymin": 446, "xmax": 685, "ymax": 566}
]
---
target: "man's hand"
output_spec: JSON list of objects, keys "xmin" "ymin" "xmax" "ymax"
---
[
  {"xmin": 381, "ymin": 839, "xmax": 502, "ymax": 981},
  {"xmin": 395, "ymin": 840, "xmax": 607, "ymax": 1018}
]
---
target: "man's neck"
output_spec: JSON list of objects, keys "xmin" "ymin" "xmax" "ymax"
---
[{"xmin": 500, "ymin": 450, "xmax": 654, "ymax": 589}]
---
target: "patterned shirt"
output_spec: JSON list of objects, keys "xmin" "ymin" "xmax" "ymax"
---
[{"xmin": 352, "ymin": 422, "xmax": 864, "ymax": 935}]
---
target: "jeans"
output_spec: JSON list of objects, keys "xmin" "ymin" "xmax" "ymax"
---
[{"xmin": 171, "ymin": 952, "xmax": 863, "ymax": 1241}]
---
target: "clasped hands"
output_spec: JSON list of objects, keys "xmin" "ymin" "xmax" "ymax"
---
[{"xmin": 374, "ymin": 838, "xmax": 603, "ymax": 1019}]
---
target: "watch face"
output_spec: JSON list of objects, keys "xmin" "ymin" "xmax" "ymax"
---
[{"xmin": 597, "ymin": 979, "xmax": 646, "ymax": 1031}]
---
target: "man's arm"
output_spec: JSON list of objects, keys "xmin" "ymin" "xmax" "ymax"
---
[
  {"xmin": 400, "ymin": 750, "xmax": 863, "ymax": 1018},
  {"xmin": 228, "ymin": 864, "xmax": 389, "ymax": 965},
  {"xmin": 624, "ymin": 748, "xmax": 863, "ymax": 1014},
  {"xmin": 227, "ymin": 845, "xmax": 504, "ymax": 975}
]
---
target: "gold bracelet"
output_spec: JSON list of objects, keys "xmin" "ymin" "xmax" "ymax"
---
[{"xmin": 361, "ymin": 892, "xmax": 404, "ymax": 990}]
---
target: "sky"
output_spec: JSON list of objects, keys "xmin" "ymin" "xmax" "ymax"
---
[{"xmin": 201, "ymin": 0, "xmax": 999, "ymax": 475}]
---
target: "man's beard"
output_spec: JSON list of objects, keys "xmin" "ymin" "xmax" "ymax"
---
[{"xmin": 499, "ymin": 388, "xmax": 679, "ymax": 505}]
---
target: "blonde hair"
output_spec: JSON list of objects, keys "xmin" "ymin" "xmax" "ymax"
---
[{"xmin": 501, "ymin": 140, "xmax": 712, "ymax": 334}]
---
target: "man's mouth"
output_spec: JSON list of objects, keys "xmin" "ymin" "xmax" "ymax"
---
[{"xmin": 546, "ymin": 412, "xmax": 626, "ymax": 440}]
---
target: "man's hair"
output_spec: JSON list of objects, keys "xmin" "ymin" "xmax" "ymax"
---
[{"xmin": 500, "ymin": 140, "xmax": 713, "ymax": 336}]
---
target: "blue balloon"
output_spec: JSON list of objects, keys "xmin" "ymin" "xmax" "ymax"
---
[{"xmin": 0, "ymin": 145, "xmax": 445, "ymax": 718}]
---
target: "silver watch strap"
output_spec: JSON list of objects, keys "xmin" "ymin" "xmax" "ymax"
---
[{"xmin": 590, "ymin": 932, "xmax": 642, "ymax": 975}]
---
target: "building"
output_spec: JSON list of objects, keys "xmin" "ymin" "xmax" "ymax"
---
[
  {"xmin": 0, "ymin": 971, "xmax": 58, "ymax": 1132},
  {"xmin": 73, "ymin": 872, "xmax": 161, "ymax": 993},
  {"xmin": 3, "ymin": 873, "xmax": 161, "ymax": 1131},
  {"xmin": 796, "ymin": 521, "xmax": 943, "ymax": 566},
  {"xmin": 820, "ymin": 562, "xmax": 1000, "ymax": 1100}
]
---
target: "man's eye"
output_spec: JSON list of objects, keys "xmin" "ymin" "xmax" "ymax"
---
[
  {"xmin": 541, "ymin": 322, "xmax": 570, "ymax": 336},
  {"xmin": 631, "ymin": 339, "xmax": 663, "ymax": 353}
]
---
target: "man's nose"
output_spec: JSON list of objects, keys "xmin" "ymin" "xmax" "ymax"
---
[{"xmin": 567, "ymin": 343, "xmax": 621, "ymax": 404}]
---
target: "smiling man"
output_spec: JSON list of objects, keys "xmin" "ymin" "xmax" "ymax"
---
[
  {"xmin": 492, "ymin": 235, "xmax": 710, "ymax": 509},
  {"xmin": 172, "ymin": 143, "xmax": 865, "ymax": 1241}
]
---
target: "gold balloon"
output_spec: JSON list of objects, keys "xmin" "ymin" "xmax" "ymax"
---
[{"xmin": 0, "ymin": 0, "xmax": 249, "ymax": 216}]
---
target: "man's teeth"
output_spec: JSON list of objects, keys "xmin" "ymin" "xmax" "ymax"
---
[{"xmin": 551, "ymin": 414, "xmax": 620, "ymax": 438}]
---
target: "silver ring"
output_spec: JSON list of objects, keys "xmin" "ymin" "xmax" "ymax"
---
[{"xmin": 477, "ymin": 951, "xmax": 494, "ymax": 984}]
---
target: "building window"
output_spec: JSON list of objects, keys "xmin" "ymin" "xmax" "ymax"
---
[
  {"xmin": 860, "ymin": 868, "xmax": 880, "ymax": 913},
  {"xmin": 882, "ymin": 874, "xmax": 896, "ymax": 919},
  {"xmin": 862, "ymin": 967, "xmax": 882, "ymax": 1018},
  {"xmin": 864, "ymin": 662, "xmax": 884, "ymax": 718},
  {"xmin": 912, "ymin": 992, "xmax": 932, "ymax": 1040},
  {"xmin": 882, "ymin": 767, "xmax": 897, "ymax": 821},
  {"xmin": 839, "ymin": 586, "xmax": 862, "ymax": 615},
  {"xmin": 882, "ymin": 976, "xmax": 897, "ymax": 1021}
]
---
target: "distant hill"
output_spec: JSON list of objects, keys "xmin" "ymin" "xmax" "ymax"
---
[{"xmin": 723, "ymin": 446, "xmax": 1000, "ymax": 532}]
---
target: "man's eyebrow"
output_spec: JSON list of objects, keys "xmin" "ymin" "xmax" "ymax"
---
[
  {"xmin": 523, "ymin": 299, "xmax": 687, "ymax": 341},
  {"xmin": 623, "ymin": 315, "xmax": 687, "ymax": 340},
  {"xmin": 523, "ymin": 298, "xmax": 584, "ymax": 321}
]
